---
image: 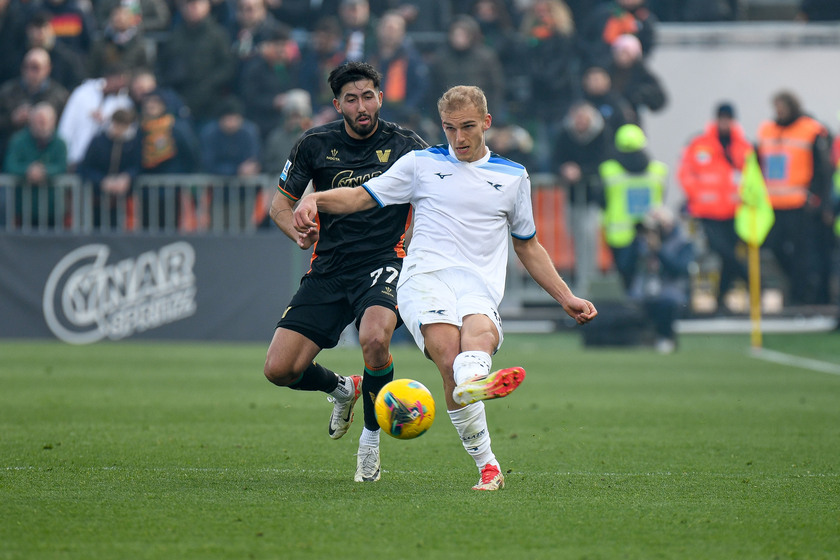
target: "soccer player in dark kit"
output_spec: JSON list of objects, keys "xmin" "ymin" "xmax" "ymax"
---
[{"xmin": 263, "ymin": 61, "xmax": 428, "ymax": 482}]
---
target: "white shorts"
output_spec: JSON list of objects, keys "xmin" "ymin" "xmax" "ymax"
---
[{"xmin": 397, "ymin": 267, "xmax": 504, "ymax": 355}]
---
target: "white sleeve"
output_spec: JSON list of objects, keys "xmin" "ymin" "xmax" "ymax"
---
[
  {"xmin": 510, "ymin": 172, "xmax": 537, "ymax": 239},
  {"xmin": 362, "ymin": 151, "xmax": 417, "ymax": 207}
]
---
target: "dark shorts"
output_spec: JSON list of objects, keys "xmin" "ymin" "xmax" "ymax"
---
[{"xmin": 277, "ymin": 258, "xmax": 402, "ymax": 349}]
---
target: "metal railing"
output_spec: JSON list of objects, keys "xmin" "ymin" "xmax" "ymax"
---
[{"xmin": 0, "ymin": 174, "xmax": 277, "ymax": 234}]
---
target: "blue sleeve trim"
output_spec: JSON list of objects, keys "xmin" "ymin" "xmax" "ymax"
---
[
  {"xmin": 512, "ymin": 230, "xmax": 536, "ymax": 241},
  {"xmin": 362, "ymin": 184, "xmax": 385, "ymax": 207}
]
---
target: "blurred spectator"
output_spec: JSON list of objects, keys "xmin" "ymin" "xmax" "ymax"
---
[
  {"xmin": 2, "ymin": 102, "xmax": 68, "ymax": 227},
  {"xmin": 129, "ymin": 68, "xmax": 193, "ymax": 128},
  {"xmin": 40, "ymin": 0, "xmax": 96, "ymax": 55},
  {"xmin": 93, "ymin": 0, "xmax": 172, "ymax": 33},
  {"xmin": 598, "ymin": 123, "xmax": 667, "ymax": 289},
  {"xmin": 394, "ymin": 0, "xmax": 452, "ymax": 33},
  {"xmin": 158, "ymin": 0, "xmax": 237, "ymax": 129},
  {"xmin": 199, "ymin": 97, "xmax": 261, "ymax": 175},
  {"xmin": 518, "ymin": 0, "xmax": 578, "ymax": 172},
  {"xmin": 757, "ymin": 90, "xmax": 834, "ymax": 305},
  {"xmin": 77, "ymin": 107, "xmax": 142, "ymax": 228},
  {"xmin": 677, "ymin": 102, "xmax": 750, "ymax": 312},
  {"xmin": 553, "ymin": 100, "xmax": 615, "ymax": 290},
  {"xmin": 238, "ymin": 23, "xmax": 301, "ymax": 140},
  {"xmin": 139, "ymin": 90, "xmax": 198, "ymax": 174},
  {"xmin": 264, "ymin": 0, "xmax": 341, "ymax": 31},
  {"xmin": 57, "ymin": 68, "xmax": 134, "ymax": 171},
  {"xmin": 263, "ymin": 88, "xmax": 312, "ymax": 176},
  {"xmin": 608, "ymin": 33, "xmax": 667, "ymax": 125},
  {"xmin": 485, "ymin": 118, "xmax": 536, "ymax": 170},
  {"xmin": 627, "ymin": 206, "xmax": 695, "ymax": 354},
  {"xmin": 0, "ymin": 0, "xmax": 34, "ymax": 85},
  {"xmin": 339, "ymin": 0, "xmax": 377, "ymax": 61},
  {"xmin": 298, "ymin": 16, "xmax": 348, "ymax": 125},
  {"xmin": 554, "ymin": 100, "xmax": 615, "ymax": 204},
  {"xmin": 427, "ymin": 15, "xmax": 506, "ymax": 131},
  {"xmin": 578, "ymin": 0, "xmax": 658, "ymax": 69},
  {"xmin": 232, "ymin": 0, "xmax": 285, "ymax": 66},
  {"xmin": 366, "ymin": 10, "xmax": 429, "ymax": 131},
  {"xmin": 472, "ymin": 0, "xmax": 528, "ymax": 116},
  {"xmin": 0, "ymin": 48, "xmax": 70, "ymax": 166},
  {"xmin": 88, "ymin": 4, "xmax": 151, "ymax": 78},
  {"xmin": 796, "ymin": 0, "xmax": 840, "ymax": 21},
  {"xmin": 23, "ymin": 10, "xmax": 88, "ymax": 91},
  {"xmin": 581, "ymin": 64, "xmax": 636, "ymax": 133}
]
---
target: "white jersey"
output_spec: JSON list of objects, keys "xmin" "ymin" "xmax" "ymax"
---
[{"xmin": 363, "ymin": 144, "xmax": 536, "ymax": 304}]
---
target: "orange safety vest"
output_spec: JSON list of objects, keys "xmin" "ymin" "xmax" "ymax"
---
[
  {"xmin": 677, "ymin": 122, "xmax": 752, "ymax": 220},
  {"xmin": 757, "ymin": 116, "xmax": 826, "ymax": 210}
]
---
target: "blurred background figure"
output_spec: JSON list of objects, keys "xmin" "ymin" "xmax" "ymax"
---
[
  {"xmin": 518, "ymin": 0, "xmax": 578, "ymax": 172},
  {"xmin": 553, "ymin": 100, "xmax": 616, "ymax": 290},
  {"xmin": 678, "ymin": 102, "xmax": 751, "ymax": 313},
  {"xmin": 298, "ymin": 16, "xmax": 347, "ymax": 126},
  {"xmin": 0, "ymin": 0, "xmax": 35, "ymax": 85},
  {"xmin": 93, "ymin": 0, "xmax": 172, "ymax": 33},
  {"xmin": 339, "ymin": 0, "xmax": 376, "ymax": 62},
  {"xmin": 157, "ymin": 0, "xmax": 236, "ymax": 131},
  {"xmin": 599, "ymin": 123, "xmax": 668, "ymax": 289},
  {"xmin": 627, "ymin": 206, "xmax": 695, "ymax": 353},
  {"xmin": 608, "ymin": 33, "xmax": 667, "ymax": 126},
  {"xmin": 0, "ymin": 48, "xmax": 69, "ymax": 166},
  {"xmin": 76, "ymin": 107, "xmax": 142, "ymax": 229},
  {"xmin": 40, "ymin": 0, "xmax": 96, "ymax": 56},
  {"xmin": 2, "ymin": 102, "xmax": 68, "ymax": 228},
  {"xmin": 238, "ymin": 23, "xmax": 301, "ymax": 141},
  {"xmin": 756, "ymin": 90, "xmax": 834, "ymax": 305},
  {"xmin": 87, "ymin": 4, "xmax": 150, "ymax": 78},
  {"xmin": 581, "ymin": 64, "xmax": 636, "ymax": 134},
  {"xmin": 366, "ymin": 10, "xmax": 428, "ymax": 132},
  {"xmin": 23, "ymin": 10, "xmax": 88, "ymax": 91},
  {"xmin": 262, "ymin": 88, "xmax": 313, "ymax": 177},
  {"xmin": 578, "ymin": 0, "xmax": 658, "ymax": 68},
  {"xmin": 57, "ymin": 67, "xmax": 134, "ymax": 172},
  {"xmin": 199, "ymin": 96, "xmax": 261, "ymax": 176}
]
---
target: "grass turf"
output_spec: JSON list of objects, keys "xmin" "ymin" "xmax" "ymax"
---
[{"xmin": 1, "ymin": 333, "xmax": 839, "ymax": 559}]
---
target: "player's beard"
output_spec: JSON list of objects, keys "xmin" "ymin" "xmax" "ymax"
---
[{"xmin": 345, "ymin": 110, "xmax": 379, "ymax": 138}]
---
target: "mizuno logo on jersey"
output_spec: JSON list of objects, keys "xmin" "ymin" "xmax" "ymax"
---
[
  {"xmin": 327, "ymin": 148, "xmax": 340, "ymax": 161},
  {"xmin": 435, "ymin": 172, "xmax": 452, "ymax": 179},
  {"xmin": 487, "ymin": 181, "xmax": 502, "ymax": 191},
  {"xmin": 376, "ymin": 149, "xmax": 391, "ymax": 163},
  {"xmin": 427, "ymin": 309, "xmax": 446, "ymax": 315}
]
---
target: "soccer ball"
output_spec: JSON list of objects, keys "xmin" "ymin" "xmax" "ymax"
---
[{"xmin": 374, "ymin": 379, "xmax": 435, "ymax": 439}]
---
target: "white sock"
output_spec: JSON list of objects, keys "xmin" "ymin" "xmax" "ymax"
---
[
  {"xmin": 448, "ymin": 401, "xmax": 496, "ymax": 469},
  {"xmin": 452, "ymin": 351, "xmax": 492, "ymax": 385},
  {"xmin": 359, "ymin": 427, "xmax": 379, "ymax": 448},
  {"xmin": 328, "ymin": 375, "xmax": 352, "ymax": 400}
]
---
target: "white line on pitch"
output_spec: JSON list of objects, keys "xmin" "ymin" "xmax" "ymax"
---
[{"xmin": 750, "ymin": 347, "xmax": 840, "ymax": 376}]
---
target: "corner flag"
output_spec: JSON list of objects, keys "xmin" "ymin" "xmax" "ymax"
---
[{"xmin": 734, "ymin": 151, "xmax": 774, "ymax": 246}]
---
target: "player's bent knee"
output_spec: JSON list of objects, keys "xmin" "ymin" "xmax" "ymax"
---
[{"xmin": 263, "ymin": 358, "xmax": 298, "ymax": 387}]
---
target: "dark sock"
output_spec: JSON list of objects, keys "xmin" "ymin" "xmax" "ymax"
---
[
  {"xmin": 289, "ymin": 361, "xmax": 340, "ymax": 393},
  {"xmin": 362, "ymin": 356, "xmax": 394, "ymax": 430}
]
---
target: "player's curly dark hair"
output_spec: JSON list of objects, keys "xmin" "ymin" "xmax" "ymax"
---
[{"xmin": 328, "ymin": 61, "xmax": 382, "ymax": 98}]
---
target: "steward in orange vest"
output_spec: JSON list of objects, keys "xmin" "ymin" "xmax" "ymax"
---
[
  {"xmin": 678, "ymin": 102, "xmax": 751, "ymax": 311},
  {"xmin": 755, "ymin": 91, "xmax": 834, "ymax": 305}
]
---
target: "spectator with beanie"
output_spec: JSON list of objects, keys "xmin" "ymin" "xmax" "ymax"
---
[
  {"xmin": 678, "ymin": 102, "xmax": 751, "ymax": 312},
  {"xmin": 578, "ymin": 0, "xmax": 658, "ymax": 69},
  {"xmin": 199, "ymin": 97, "xmax": 261, "ymax": 176},
  {"xmin": 608, "ymin": 33, "xmax": 667, "ymax": 125}
]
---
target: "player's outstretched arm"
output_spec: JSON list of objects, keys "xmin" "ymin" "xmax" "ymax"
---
[
  {"xmin": 293, "ymin": 186, "xmax": 377, "ymax": 232},
  {"xmin": 512, "ymin": 236, "xmax": 598, "ymax": 325}
]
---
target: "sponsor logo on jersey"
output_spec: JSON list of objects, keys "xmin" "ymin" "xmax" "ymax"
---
[
  {"xmin": 333, "ymin": 169, "xmax": 383, "ymax": 188},
  {"xmin": 327, "ymin": 148, "xmax": 340, "ymax": 161},
  {"xmin": 376, "ymin": 149, "xmax": 391, "ymax": 163},
  {"xmin": 434, "ymin": 172, "xmax": 452, "ymax": 179},
  {"xmin": 280, "ymin": 159, "xmax": 291, "ymax": 181},
  {"xmin": 487, "ymin": 180, "xmax": 502, "ymax": 191}
]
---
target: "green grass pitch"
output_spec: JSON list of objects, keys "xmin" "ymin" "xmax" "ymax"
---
[{"xmin": 2, "ymin": 332, "xmax": 839, "ymax": 559}]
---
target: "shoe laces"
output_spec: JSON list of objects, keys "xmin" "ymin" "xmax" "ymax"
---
[{"xmin": 479, "ymin": 464, "xmax": 500, "ymax": 484}]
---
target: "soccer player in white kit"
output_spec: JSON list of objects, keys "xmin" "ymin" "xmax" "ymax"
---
[{"xmin": 294, "ymin": 85, "xmax": 598, "ymax": 490}]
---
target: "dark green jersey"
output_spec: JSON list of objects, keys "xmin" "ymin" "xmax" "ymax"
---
[{"xmin": 277, "ymin": 119, "xmax": 427, "ymax": 275}]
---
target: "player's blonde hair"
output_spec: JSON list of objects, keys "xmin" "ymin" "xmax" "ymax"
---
[{"xmin": 437, "ymin": 85, "xmax": 488, "ymax": 118}]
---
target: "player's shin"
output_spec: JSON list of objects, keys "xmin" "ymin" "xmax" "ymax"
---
[
  {"xmin": 361, "ymin": 355, "xmax": 394, "ymax": 431},
  {"xmin": 448, "ymin": 401, "xmax": 497, "ymax": 469}
]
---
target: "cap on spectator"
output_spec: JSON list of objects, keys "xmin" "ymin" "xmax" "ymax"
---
[
  {"xmin": 615, "ymin": 124, "xmax": 647, "ymax": 153},
  {"xmin": 716, "ymin": 102, "xmax": 735, "ymax": 119},
  {"xmin": 218, "ymin": 96, "xmax": 243, "ymax": 118}
]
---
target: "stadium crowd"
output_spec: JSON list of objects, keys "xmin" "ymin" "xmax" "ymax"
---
[{"xmin": 1, "ymin": 0, "xmax": 839, "ymax": 317}]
